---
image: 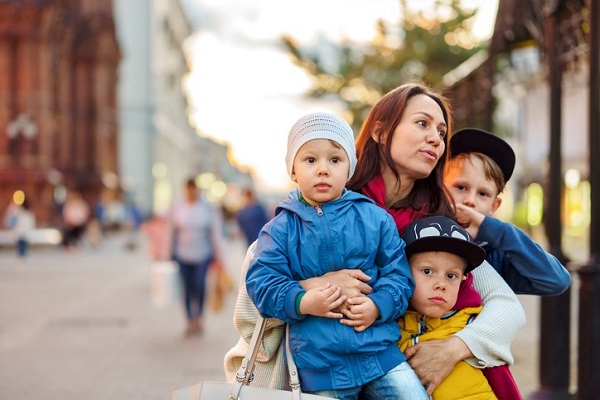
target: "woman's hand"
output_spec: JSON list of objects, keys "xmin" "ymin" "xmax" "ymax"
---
[
  {"xmin": 300, "ymin": 269, "xmax": 372, "ymax": 299},
  {"xmin": 404, "ymin": 336, "xmax": 472, "ymax": 395}
]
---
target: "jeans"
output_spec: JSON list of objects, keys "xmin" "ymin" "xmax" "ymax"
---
[
  {"xmin": 16, "ymin": 238, "xmax": 28, "ymax": 257},
  {"xmin": 176, "ymin": 257, "xmax": 211, "ymax": 321},
  {"xmin": 310, "ymin": 362, "xmax": 429, "ymax": 400}
]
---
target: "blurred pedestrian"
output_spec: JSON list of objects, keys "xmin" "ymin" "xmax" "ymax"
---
[
  {"xmin": 141, "ymin": 212, "xmax": 169, "ymax": 261},
  {"xmin": 124, "ymin": 199, "xmax": 144, "ymax": 251},
  {"xmin": 3, "ymin": 200, "xmax": 19, "ymax": 229},
  {"xmin": 236, "ymin": 188, "xmax": 269, "ymax": 246},
  {"xmin": 11, "ymin": 198, "xmax": 35, "ymax": 261},
  {"xmin": 61, "ymin": 190, "xmax": 90, "ymax": 251},
  {"xmin": 167, "ymin": 178, "xmax": 225, "ymax": 336}
]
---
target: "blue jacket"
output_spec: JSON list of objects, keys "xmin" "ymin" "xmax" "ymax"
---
[
  {"xmin": 477, "ymin": 216, "xmax": 571, "ymax": 295},
  {"xmin": 246, "ymin": 189, "xmax": 414, "ymax": 391}
]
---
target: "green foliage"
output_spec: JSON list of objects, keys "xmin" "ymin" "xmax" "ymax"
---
[{"xmin": 281, "ymin": 0, "xmax": 485, "ymax": 130}]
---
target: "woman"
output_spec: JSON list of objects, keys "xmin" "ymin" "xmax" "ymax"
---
[
  {"xmin": 168, "ymin": 178, "xmax": 225, "ymax": 336},
  {"xmin": 224, "ymin": 82, "xmax": 525, "ymax": 394}
]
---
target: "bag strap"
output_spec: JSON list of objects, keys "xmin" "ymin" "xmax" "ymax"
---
[
  {"xmin": 231, "ymin": 316, "xmax": 304, "ymax": 400},
  {"xmin": 235, "ymin": 314, "xmax": 268, "ymax": 384},
  {"xmin": 285, "ymin": 323, "xmax": 302, "ymax": 400}
]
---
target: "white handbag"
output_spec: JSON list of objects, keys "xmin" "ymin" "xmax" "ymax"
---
[{"xmin": 170, "ymin": 315, "xmax": 337, "ymax": 400}]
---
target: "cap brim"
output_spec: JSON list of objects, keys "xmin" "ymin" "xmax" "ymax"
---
[
  {"xmin": 405, "ymin": 236, "xmax": 485, "ymax": 273},
  {"xmin": 450, "ymin": 128, "xmax": 516, "ymax": 182}
]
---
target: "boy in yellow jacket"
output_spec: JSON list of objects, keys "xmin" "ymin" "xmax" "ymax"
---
[{"xmin": 398, "ymin": 215, "xmax": 500, "ymax": 400}]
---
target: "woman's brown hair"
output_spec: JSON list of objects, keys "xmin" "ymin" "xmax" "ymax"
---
[{"xmin": 347, "ymin": 82, "xmax": 455, "ymax": 218}]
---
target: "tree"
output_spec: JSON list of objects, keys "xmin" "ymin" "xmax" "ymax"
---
[{"xmin": 281, "ymin": 0, "xmax": 484, "ymax": 130}]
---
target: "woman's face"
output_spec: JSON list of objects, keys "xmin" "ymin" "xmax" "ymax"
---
[{"xmin": 385, "ymin": 94, "xmax": 447, "ymax": 181}]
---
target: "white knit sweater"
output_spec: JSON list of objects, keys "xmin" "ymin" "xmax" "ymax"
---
[
  {"xmin": 223, "ymin": 242, "xmax": 290, "ymax": 390},
  {"xmin": 457, "ymin": 260, "xmax": 526, "ymax": 367}
]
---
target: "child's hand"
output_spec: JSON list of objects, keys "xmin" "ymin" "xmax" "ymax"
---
[
  {"xmin": 339, "ymin": 297, "xmax": 379, "ymax": 332},
  {"xmin": 454, "ymin": 203, "xmax": 485, "ymax": 239},
  {"xmin": 299, "ymin": 283, "xmax": 346, "ymax": 318}
]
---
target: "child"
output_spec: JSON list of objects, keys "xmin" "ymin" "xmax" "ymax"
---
[
  {"xmin": 400, "ymin": 215, "xmax": 516, "ymax": 399},
  {"xmin": 444, "ymin": 128, "xmax": 570, "ymax": 295},
  {"xmin": 245, "ymin": 112, "xmax": 428, "ymax": 399}
]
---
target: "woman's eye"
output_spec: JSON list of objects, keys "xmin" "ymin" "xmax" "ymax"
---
[
  {"xmin": 417, "ymin": 120, "xmax": 426, "ymax": 127},
  {"xmin": 437, "ymin": 129, "xmax": 447, "ymax": 138}
]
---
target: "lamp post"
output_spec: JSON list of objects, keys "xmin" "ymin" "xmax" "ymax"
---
[
  {"xmin": 576, "ymin": 0, "xmax": 600, "ymax": 398},
  {"xmin": 529, "ymin": 3, "xmax": 572, "ymax": 399}
]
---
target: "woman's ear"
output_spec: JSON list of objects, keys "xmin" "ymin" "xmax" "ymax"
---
[{"xmin": 370, "ymin": 121, "xmax": 384, "ymax": 144}]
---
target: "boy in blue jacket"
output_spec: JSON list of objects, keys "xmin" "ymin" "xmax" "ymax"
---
[
  {"xmin": 444, "ymin": 128, "xmax": 570, "ymax": 295},
  {"xmin": 246, "ymin": 112, "xmax": 428, "ymax": 399}
]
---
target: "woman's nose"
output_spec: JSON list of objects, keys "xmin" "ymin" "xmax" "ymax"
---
[{"xmin": 426, "ymin": 129, "xmax": 442, "ymax": 146}]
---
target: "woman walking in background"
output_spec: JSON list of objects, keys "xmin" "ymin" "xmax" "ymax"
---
[{"xmin": 167, "ymin": 178, "xmax": 225, "ymax": 336}]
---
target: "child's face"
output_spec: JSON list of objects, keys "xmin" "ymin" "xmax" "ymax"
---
[
  {"xmin": 408, "ymin": 251, "xmax": 467, "ymax": 318},
  {"xmin": 291, "ymin": 139, "xmax": 350, "ymax": 206},
  {"xmin": 444, "ymin": 156, "xmax": 502, "ymax": 216}
]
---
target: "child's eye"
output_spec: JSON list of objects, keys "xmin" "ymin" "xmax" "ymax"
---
[
  {"xmin": 447, "ymin": 273, "xmax": 458, "ymax": 280},
  {"xmin": 456, "ymin": 185, "xmax": 467, "ymax": 192},
  {"xmin": 422, "ymin": 268, "xmax": 432, "ymax": 275},
  {"xmin": 478, "ymin": 191, "xmax": 490, "ymax": 198},
  {"xmin": 306, "ymin": 157, "xmax": 316, "ymax": 164},
  {"xmin": 331, "ymin": 157, "xmax": 341, "ymax": 164}
]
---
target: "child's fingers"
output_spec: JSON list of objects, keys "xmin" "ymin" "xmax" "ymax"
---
[
  {"xmin": 339, "ymin": 317, "xmax": 359, "ymax": 326},
  {"xmin": 329, "ymin": 294, "xmax": 347, "ymax": 310},
  {"xmin": 347, "ymin": 296, "xmax": 368, "ymax": 305},
  {"xmin": 324, "ymin": 311, "xmax": 344, "ymax": 319}
]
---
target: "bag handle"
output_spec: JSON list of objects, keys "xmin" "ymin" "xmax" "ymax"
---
[
  {"xmin": 231, "ymin": 316, "xmax": 303, "ymax": 400},
  {"xmin": 285, "ymin": 323, "xmax": 302, "ymax": 400},
  {"xmin": 235, "ymin": 315, "xmax": 268, "ymax": 385}
]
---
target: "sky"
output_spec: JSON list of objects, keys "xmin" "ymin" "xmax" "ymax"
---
[{"xmin": 181, "ymin": 0, "xmax": 499, "ymax": 195}]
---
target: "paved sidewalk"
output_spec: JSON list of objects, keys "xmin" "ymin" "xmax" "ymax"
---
[
  {"xmin": 0, "ymin": 233, "xmax": 247, "ymax": 400},
  {"xmin": 0, "ymin": 231, "xmax": 573, "ymax": 399}
]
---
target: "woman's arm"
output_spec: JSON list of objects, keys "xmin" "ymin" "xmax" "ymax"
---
[
  {"xmin": 457, "ymin": 260, "xmax": 526, "ymax": 366},
  {"xmin": 223, "ymin": 241, "xmax": 287, "ymax": 388},
  {"xmin": 405, "ymin": 261, "xmax": 526, "ymax": 395}
]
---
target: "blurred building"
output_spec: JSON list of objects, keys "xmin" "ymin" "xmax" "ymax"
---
[
  {"xmin": 0, "ymin": 0, "xmax": 120, "ymax": 226},
  {"xmin": 113, "ymin": 0, "xmax": 251, "ymax": 217}
]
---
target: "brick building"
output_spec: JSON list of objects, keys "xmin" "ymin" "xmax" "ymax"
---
[{"xmin": 0, "ymin": 0, "xmax": 120, "ymax": 226}]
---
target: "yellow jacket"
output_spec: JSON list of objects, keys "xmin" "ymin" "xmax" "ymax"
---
[{"xmin": 398, "ymin": 307, "xmax": 497, "ymax": 400}]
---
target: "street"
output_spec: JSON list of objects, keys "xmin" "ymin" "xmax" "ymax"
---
[{"xmin": 0, "ymin": 231, "xmax": 577, "ymax": 399}]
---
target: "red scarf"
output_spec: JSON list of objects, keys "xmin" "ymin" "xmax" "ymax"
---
[{"xmin": 360, "ymin": 173, "xmax": 427, "ymax": 234}]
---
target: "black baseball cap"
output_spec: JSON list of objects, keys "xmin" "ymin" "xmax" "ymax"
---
[
  {"xmin": 449, "ymin": 128, "xmax": 516, "ymax": 183},
  {"xmin": 402, "ymin": 216, "xmax": 486, "ymax": 273}
]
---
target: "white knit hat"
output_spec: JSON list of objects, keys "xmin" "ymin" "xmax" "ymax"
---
[{"xmin": 285, "ymin": 112, "xmax": 357, "ymax": 180}]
